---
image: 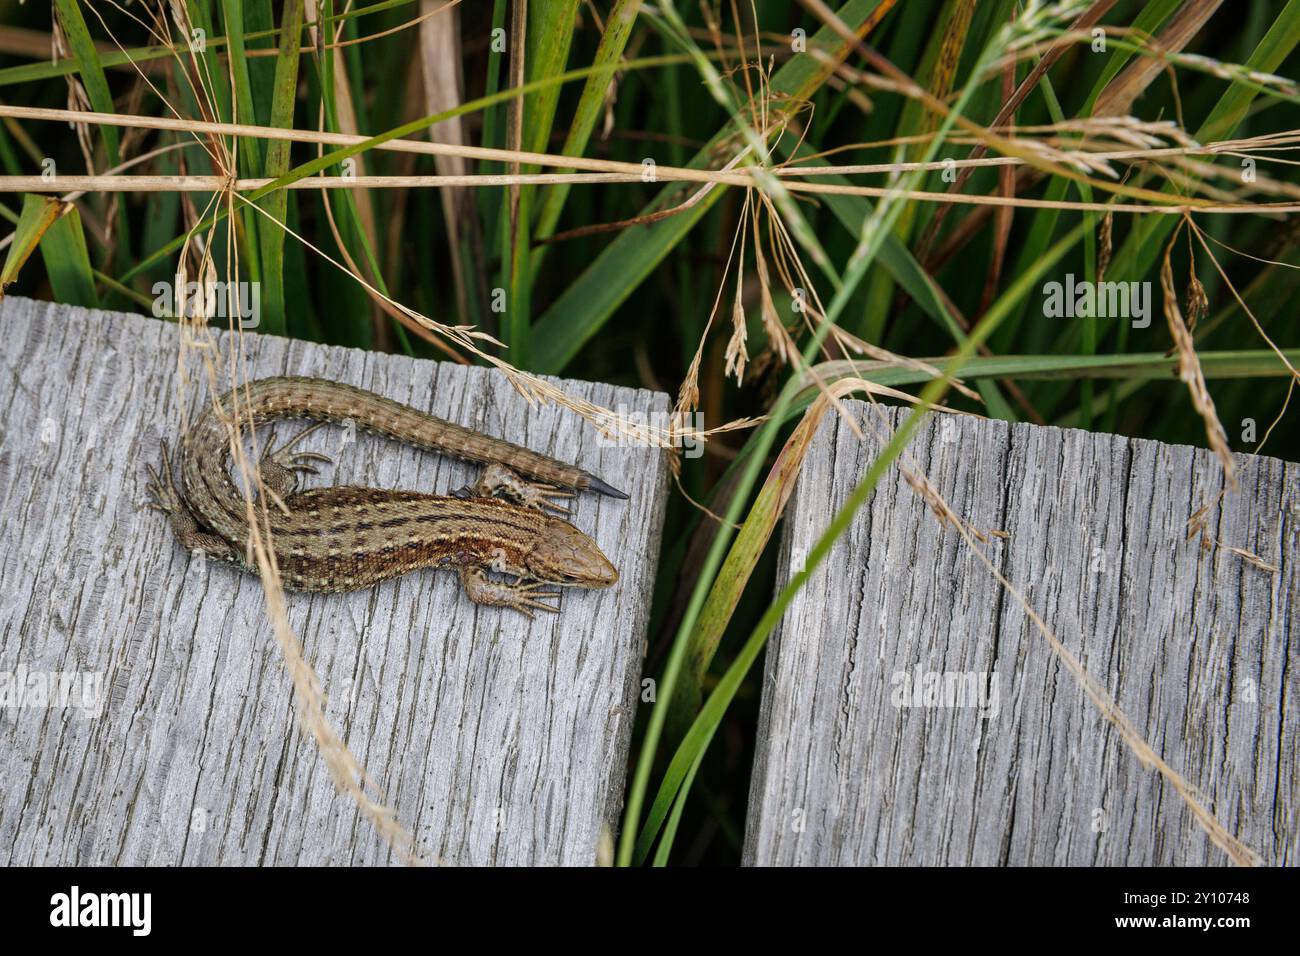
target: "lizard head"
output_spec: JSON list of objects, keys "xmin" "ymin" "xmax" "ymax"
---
[{"xmin": 527, "ymin": 517, "xmax": 619, "ymax": 589}]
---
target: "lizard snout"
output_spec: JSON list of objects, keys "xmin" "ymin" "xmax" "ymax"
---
[{"xmin": 529, "ymin": 519, "xmax": 619, "ymax": 589}]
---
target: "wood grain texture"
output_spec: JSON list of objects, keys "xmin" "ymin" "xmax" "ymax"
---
[
  {"xmin": 745, "ymin": 402, "xmax": 1297, "ymax": 866},
  {"xmin": 0, "ymin": 296, "xmax": 670, "ymax": 865}
]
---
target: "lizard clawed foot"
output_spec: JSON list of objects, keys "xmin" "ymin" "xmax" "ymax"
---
[
  {"xmin": 145, "ymin": 441, "xmax": 238, "ymax": 561},
  {"xmin": 459, "ymin": 566, "xmax": 561, "ymax": 619},
  {"xmin": 259, "ymin": 423, "xmax": 335, "ymax": 497},
  {"xmin": 144, "ymin": 439, "xmax": 185, "ymax": 515},
  {"xmin": 452, "ymin": 462, "xmax": 576, "ymax": 515}
]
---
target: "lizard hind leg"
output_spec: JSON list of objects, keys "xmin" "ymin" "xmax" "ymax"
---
[
  {"xmin": 258, "ymin": 422, "xmax": 335, "ymax": 499},
  {"xmin": 450, "ymin": 462, "xmax": 576, "ymax": 515},
  {"xmin": 145, "ymin": 441, "xmax": 240, "ymax": 563},
  {"xmin": 458, "ymin": 566, "xmax": 561, "ymax": 619}
]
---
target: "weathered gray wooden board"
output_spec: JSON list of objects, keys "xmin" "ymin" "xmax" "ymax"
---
[
  {"xmin": 744, "ymin": 402, "xmax": 1297, "ymax": 866},
  {"xmin": 0, "ymin": 295, "xmax": 669, "ymax": 865}
]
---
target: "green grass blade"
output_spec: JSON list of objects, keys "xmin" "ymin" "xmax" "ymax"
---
[
  {"xmin": 51, "ymin": 0, "xmax": 121, "ymax": 165},
  {"xmin": 222, "ymin": 0, "xmax": 266, "ymax": 290},
  {"xmin": 502, "ymin": 0, "xmax": 580, "ymax": 364},
  {"xmin": 0, "ymin": 18, "xmax": 300, "ymax": 87},
  {"xmin": 2, "ymin": 194, "xmax": 63, "ymax": 289},
  {"xmin": 254, "ymin": 0, "xmax": 304, "ymax": 335},
  {"xmin": 52, "ymin": 0, "xmax": 131, "ymax": 258},
  {"xmin": 524, "ymin": 0, "xmax": 581, "ymax": 161},
  {"xmin": 222, "ymin": 0, "xmax": 266, "ymax": 172},
  {"xmin": 478, "ymin": 0, "xmax": 511, "ymax": 261},
  {"xmin": 533, "ymin": 0, "xmax": 643, "ymax": 247},
  {"xmin": 651, "ymin": 749, "xmax": 703, "ymax": 866},
  {"xmin": 40, "ymin": 202, "xmax": 99, "ymax": 307},
  {"xmin": 801, "ymin": 349, "xmax": 1300, "ymax": 391}
]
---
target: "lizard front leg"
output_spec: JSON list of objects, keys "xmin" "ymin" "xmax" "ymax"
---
[
  {"xmin": 450, "ymin": 462, "xmax": 575, "ymax": 514},
  {"xmin": 458, "ymin": 566, "xmax": 561, "ymax": 618}
]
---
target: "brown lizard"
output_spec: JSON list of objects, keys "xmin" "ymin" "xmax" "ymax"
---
[{"xmin": 146, "ymin": 376, "xmax": 623, "ymax": 616}]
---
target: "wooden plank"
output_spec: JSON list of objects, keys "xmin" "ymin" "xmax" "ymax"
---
[
  {"xmin": 744, "ymin": 402, "xmax": 1297, "ymax": 866},
  {"xmin": 0, "ymin": 295, "xmax": 670, "ymax": 865}
]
